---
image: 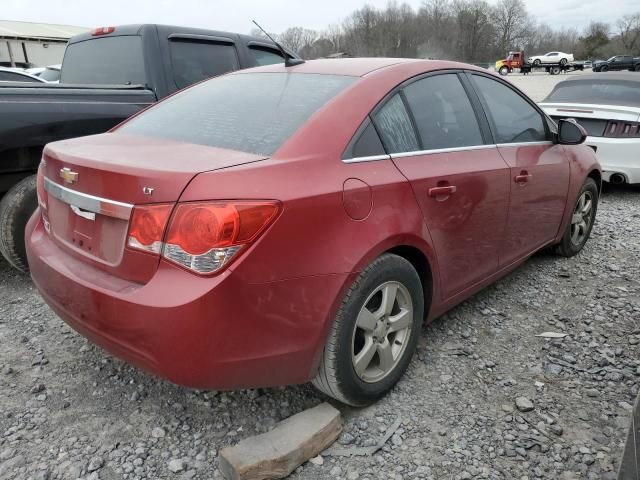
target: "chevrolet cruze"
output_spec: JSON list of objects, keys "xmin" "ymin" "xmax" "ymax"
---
[{"xmin": 27, "ymin": 58, "xmax": 600, "ymax": 406}]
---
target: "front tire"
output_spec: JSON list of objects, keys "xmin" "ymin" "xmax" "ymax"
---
[
  {"xmin": 600, "ymin": 65, "xmax": 609, "ymax": 72},
  {"xmin": 533, "ymin": 59, "xmax": 541, "ymax": 66},
  {"xmin": 555, "ymin": 177, "xmax": 598, "ymax": 257},
  {"xmin": 0, "ymin": 175, "xmax": 37, "ymax": 272},
  {"xmin": 499, "ymin": 66, "xmax": 509, "ymax": 76},
  {"xmin": 312, "ymin": 254, "xmax": 424, "ymax": 406}
]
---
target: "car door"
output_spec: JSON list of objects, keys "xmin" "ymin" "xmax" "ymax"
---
[
  {"xmin": 467, "ymin": 73, "xmax": 570, "ymax": 267},
  {"xmin": 373, "ymin": 72, "xmax": 510, "ymax": 299},
  {"xmin": 546, "ymin": 52, "xmax": 559, "ymax": 63}
]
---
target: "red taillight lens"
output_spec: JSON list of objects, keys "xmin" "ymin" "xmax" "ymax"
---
[
  {"xmin": 91, "ymin": 26, "xmax": 115, "ymax": 36},
  {"xmin": 163, "ymin": 201, "xmax": 280, "ymax": 274},
  {"xmin": 36, "ymin": 163, "xmax": 47, "ymax": 211},
  {"xmin": 604, "ymin": 120, "xmax": 640, "ymax": 138},
  {"xmin": 127, "ymin": 204, "xmax": 173, "ymax": 254}
]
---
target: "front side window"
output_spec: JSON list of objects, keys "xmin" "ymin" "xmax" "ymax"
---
[
  {"xmin": 403, "ymin": 74, "xmax": 483, "ymax": 150},
  {"xmin": 169, "ymin": 40, "xmax": 239, "ymax": 89},
  {"xmin": 471, "ymin": 75, "xmax": 547, "ymax": 144},
  {"xmin": 373, "ymin": 94, "xmax": 419, "ymax": 154},
  {"xmin": 249, "ymin": 47, "xmax": 285, "ymax": 66},
  {"xmin": 119, "ymin": 72, "xmax": 355, "ymax": 155},
  {"xmin": 0, "ymin": 71, "xmax": 40, "ymax": 82}
]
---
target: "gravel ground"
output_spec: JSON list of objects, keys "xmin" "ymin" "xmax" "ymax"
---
[{"xmin": 1, "ymin": 72, "xmax": 639, "ymax": 480}]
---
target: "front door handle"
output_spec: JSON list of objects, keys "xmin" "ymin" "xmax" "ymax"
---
[
  {"xmin": 428, "ymin": 185, "xmax": 457, "ymax": 197},
  {"xmin": 514, "ymin": 172, "xmax": 532, "ymax": 184}
]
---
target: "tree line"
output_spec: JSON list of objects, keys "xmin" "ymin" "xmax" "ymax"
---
[{"xmin": 253, "ymin": 0, "xmax": 640, "ymax": 63}]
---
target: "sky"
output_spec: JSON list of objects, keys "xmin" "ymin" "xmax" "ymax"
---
[{"xmin": 2, "ymin": 0, "xmax": 638, "ymax": 34}]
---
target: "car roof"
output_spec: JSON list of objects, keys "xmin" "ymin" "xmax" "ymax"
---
[
  {"xmin": 0, "ymin": 66, "xmax": 45, "ymax": 80},
  {"xmin": 233, "ymin": 57, "xmax": 485, "ymax": 77},
  {"xmin": 557, "ymin": 72, "xmax": 640, "ymax": 83}
]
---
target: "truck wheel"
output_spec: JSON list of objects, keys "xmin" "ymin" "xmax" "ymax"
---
[
  {"xmin": 550, "ymin": 66, "xmax": 561, "ymax": 75},
  {"xmin": 600, "ymin": 65, "xmax": 609, "ymax": 72},
  {"xmin": 634, "ymin": 65, "xmax": 640, "ymax": 72},
  {"xmin": 0, "ymin": 175, "xmax": 38, "ymax": 272},
  {"xmin": 499, "ymin": 66, "xmax": 509, "ymax": 76}
]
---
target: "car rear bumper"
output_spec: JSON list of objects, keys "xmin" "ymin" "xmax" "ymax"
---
[
  {"xmin": 585, "ymin": 136, "xmax": 640, "ymax": 184},
  {"xmin": 26, "ymin": 212, "xmax": 349, "ymax": 390}
]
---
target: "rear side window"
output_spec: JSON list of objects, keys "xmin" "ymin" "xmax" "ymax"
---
[
  {"xmin": 373, "ymin": 94, "xmax": 419, "ymax": 154},
  {"xmin": 249, "ymin": 47, "xmax": 285, "ymax": 66},
  {"xmin": 471, "ymin": 75, "xmax": 547, "ymax": 143},
  {"xmin": 61, "ymin": 36, "xmax": 145, "ymax": 85},
  {"xmin": 119, "ymin": 72, "xmax": 355, "ymax": 155},
  {"xmin": 169, "ymin": 40, "xmax": 239, "ymax": 89},
  {"xmin": 0, "ymin": 71, "xmax": 40, "ymax": 82},
  {"xmin": 403, "ymin": 74, "xmax": 483, "ymax": 150}
]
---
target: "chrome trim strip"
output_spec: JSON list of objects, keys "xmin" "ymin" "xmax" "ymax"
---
[
  {"xmin": 496, "ymin": 141, "xmax": 553, "ymax": 148},
  {"xmin": 390, "ymin": 144, "xmax": 496, "ymax": 159},
  {"xmin": 342, "ymin": 154, "xmax": 391, "ymax": 164},
  {"xmin": 44, "ymin": 177, "xmax": 133, "ymax": 220}
]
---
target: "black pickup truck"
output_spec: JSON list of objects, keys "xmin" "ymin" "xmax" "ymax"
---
[
  {"xmin": 0, "ymin": 24, "xmax": 298, "ymax": 271},
  {"xmin": 592, "ymin": 55, "xmax": 640, "ymax": 72}
]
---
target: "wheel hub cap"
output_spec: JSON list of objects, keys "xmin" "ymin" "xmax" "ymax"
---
[
  {"xmin": 351, "ymin": 281, "xmax": 413, "ymax": 383},
  {"xmin": 570, "ymin": 190, "xmax": 594, "ymax": 246}
]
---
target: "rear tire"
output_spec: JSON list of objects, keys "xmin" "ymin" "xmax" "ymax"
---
[
  {"xmin": 555, "ymin": 178, "xmax": 598, "ymax": 257},
  {"xmin": 312, "ymin": 254, "xmax": 424, "ymax": 406},
  {"xmin": 0, "ymin": 175, "xmax": 38, "ymax": 272},
  {"xmin": 560, "ymin": 58, "xmax": 568, "ymax": 66}
]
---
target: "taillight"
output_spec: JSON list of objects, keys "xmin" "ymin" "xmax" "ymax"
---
[
  {"xmin": 127, "ymin": 204, "xmax": 173, "ymax": 254},
  {"xmin": 604, "ymin": 120, "xmax": 640, "ymax": 138},
  {"xmin": 91, "ymin": 26, "xmax": 115, "ymax": 36},
  {"xmin": 163, "ymin": 201, "xmax": 280, "ymax": 275},
  {"xmin": 126, "ymin": 201, "xmax": 280, "ymax": 275},
  {"xmin": 36, "ymin": 163, "xmax": 47, "ymax": 211}
]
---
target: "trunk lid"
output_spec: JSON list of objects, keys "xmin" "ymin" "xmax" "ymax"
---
[{"xmin": 41, "ymin": 132, "xmax": 267, "ymax": 283}]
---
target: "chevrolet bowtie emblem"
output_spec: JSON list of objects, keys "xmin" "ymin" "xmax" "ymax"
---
[{"xmin": 59, "ymin": 167, "xmax": 79, "ymax": 184}]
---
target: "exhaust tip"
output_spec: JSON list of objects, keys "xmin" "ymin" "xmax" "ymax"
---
[{"xmin": 609, "ymin": 173, "xmax": 626, "ymax": 185}]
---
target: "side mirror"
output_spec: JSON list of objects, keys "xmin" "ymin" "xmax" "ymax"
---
[{"xmin": 557, "ymin": 118, "xmax": 587, "ymax": 145}]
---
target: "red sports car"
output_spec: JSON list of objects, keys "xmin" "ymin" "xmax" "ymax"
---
[{"xmin": 26, "ymin": 58, "xmax": 600, "ymax": 406}]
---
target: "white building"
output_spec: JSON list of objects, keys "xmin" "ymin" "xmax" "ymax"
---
[{"xmin": 0, "ymin": 20, "xmax": 87, "ymax": 68}]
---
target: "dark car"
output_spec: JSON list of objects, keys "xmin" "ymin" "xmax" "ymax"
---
[
  {"xmin": 0, "ymin": 24, "xmax": 299, "ymax": 272},
  {"xmin": 592, "ymin": 55, "xmax": 640, "ymax": 72},
  {"xmin": 27, "ymin": 58, "xmax": 600, "ymax": 406}
]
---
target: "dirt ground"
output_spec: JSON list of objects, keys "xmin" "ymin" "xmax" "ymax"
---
[{"xmin": 1, "ymin": 73, "xmax": 639, "ymax": 480}]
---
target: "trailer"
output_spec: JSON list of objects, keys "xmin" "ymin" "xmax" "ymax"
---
[{"xmin": 495, "ymin": 50, "xmax": 586, "ymax": 76}]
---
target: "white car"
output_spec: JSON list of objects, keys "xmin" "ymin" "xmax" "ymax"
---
[
  {"xmin": 528, "ymin": 51, "xmax": 574, "ymax": 65},
  {"xmin": 540, "ymin": 72, "xmax": 640, "ymax": 184},
  {"xmin": 25, "ymin": 64, "xmax": 61, "ymax": 83},
  {"xmin": 0, "ymin": 66, "xmax": 46, "ymax": 83}
]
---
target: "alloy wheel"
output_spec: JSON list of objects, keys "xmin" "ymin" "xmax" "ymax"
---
[
  {"xmin": 351, "ymin": 281, "xmax": 413, "ymax": 383},
  {"xmin": 570, "ymin": 190, "xmax": 594, "ymax": 246}
]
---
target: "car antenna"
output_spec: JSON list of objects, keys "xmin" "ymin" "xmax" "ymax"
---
[{"xmin": 252, "ymin": 20, "xmax": 305, "ymax": 67}]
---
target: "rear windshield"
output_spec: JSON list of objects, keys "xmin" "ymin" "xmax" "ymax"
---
[
  {"xmin": 61, "ymin": 36, "xmax": 145, "ymax": 85},
  {"xmin": 119, "ymin": 72, "xmax": 356, "ymax": 155},
  {"xmin": 543, "ymin": 80, "xmax": 640, "ymax": 107}
]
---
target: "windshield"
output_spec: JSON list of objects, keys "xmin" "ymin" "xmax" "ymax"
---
[
  {"xmin": 119, "ymin": 72, "xmax": 356, "ymax": 155},
  {"xmin": 543, "ymin": 80, "xmax": 640, "ymax": 107},
  {"xmin": 61, "ymin": 36, "xmax": 145, "ymax": 85},
  {"xmin": 607, "ymin": 56, "xmax": 617, "ymax": 62}
]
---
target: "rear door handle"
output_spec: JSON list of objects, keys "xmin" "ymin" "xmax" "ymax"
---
[
  {"xmin": 514, "ymin": 172, "xmax": 532, "ymax": 184},
  {"xmin": 428, "ymin": 186, "xmax": 457, "ymax": 197}
]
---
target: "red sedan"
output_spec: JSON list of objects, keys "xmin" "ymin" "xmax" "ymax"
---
[{"xmin": 26, "ymin": 58, "xmax": 600, "ymax": 406}]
